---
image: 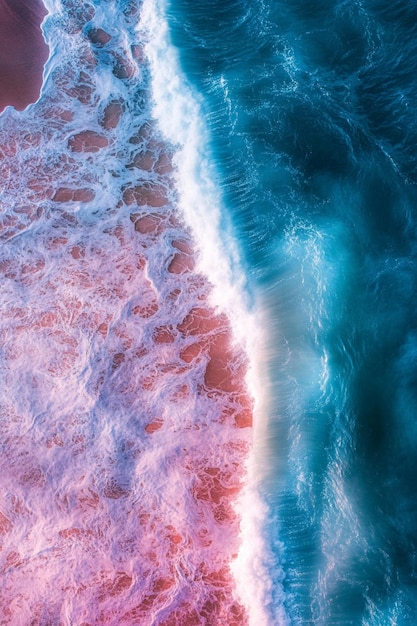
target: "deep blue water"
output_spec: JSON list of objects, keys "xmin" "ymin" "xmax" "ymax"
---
[{"xmin": 165, "ymin": 0, "xmax": 417, "ymax": 623}]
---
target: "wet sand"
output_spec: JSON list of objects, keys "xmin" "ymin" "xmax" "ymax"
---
[{"xmin": 0, "ymin": 0, "xmax": 49, "ymax": 112}]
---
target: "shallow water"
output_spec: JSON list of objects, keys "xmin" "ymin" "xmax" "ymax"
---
[{"xmin": 0, "ymin": 1, "xmax": 255, "ymax": 623}]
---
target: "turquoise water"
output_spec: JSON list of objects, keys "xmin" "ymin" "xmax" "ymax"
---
[{"xmin": 165, "ymin": 0, "xmax": 417, "ymax": 622}]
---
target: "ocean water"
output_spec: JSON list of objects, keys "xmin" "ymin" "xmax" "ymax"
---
[
  {"xmin": 1, "ymin": 0, "xmax": 417, "ymax": 624},
  {"xmin": 162, "ymin": 0, "xmax": 417, "ymax": 623}
]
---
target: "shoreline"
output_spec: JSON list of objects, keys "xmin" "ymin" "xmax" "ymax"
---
[{"xmin": 140, "ymin": 1, "xmax": 273, "ymax": 623}]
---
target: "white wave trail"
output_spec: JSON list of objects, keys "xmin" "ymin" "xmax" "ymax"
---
[{"xmin": 139, "ymin": 1, "xmax": 287, "ymax": 623}]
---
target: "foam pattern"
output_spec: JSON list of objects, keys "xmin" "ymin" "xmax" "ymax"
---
[{"xmin": 0, "ymin": 1, "xmax": 252, "ymax": 623}]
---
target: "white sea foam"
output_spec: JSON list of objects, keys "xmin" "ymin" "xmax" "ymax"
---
[{"xmin": 139, "ymin": 1, "xmax": 286, "ymax": 623}]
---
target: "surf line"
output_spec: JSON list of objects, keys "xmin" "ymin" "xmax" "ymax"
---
[{"xmin": 138, "ymin": 1, "xmax": 279, "ymax": 624}]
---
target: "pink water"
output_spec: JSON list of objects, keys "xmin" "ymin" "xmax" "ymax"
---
[{"xmin": 0, "ymin": 1, "xmax": 253, "ymax": 623}]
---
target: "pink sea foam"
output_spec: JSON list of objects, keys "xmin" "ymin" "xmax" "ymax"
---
[{"xmin": 0, "ymin": 1, "xmax": 253, "ymax": 624}]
